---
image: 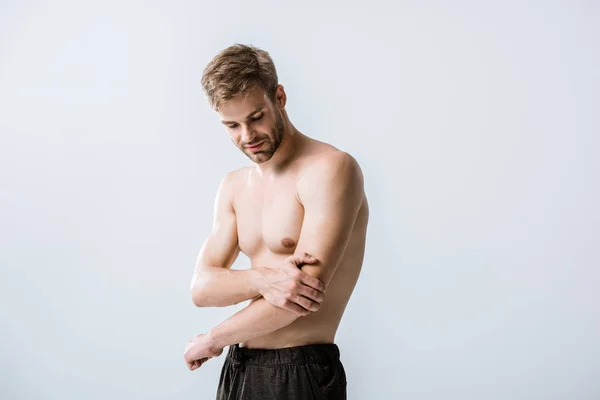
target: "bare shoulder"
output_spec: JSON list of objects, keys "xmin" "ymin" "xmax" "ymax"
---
[
  {"xmin": 301, "ymin": 147, "xmax": 364, "ymax": 184},
  {"xmin": 298, "ymin": 147, "xmax": 365, "ymax": 198},
  {"xmin": 218, "ymin": 166, "xmax": 252, "ymax": 205},
  {"xmin": 223, "ymin": 165, "xmax": 253, "ymax": 186}
]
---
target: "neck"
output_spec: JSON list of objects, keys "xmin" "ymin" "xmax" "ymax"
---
[{"xmin": 256, "ymin": 120, "xmax": 303, "ymax": 176}]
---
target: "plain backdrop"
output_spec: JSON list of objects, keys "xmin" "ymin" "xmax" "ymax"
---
[{"xmin": 1, "ymin": 1, "xmax": 599, "ymax": 399}]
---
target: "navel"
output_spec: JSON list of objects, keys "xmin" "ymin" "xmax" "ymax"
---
[{"xmin": 281, "ymin": 237, "xmax": 296, "ymax": 248}]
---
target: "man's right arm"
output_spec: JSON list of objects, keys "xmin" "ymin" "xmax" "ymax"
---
[
  {"xmin": 190, "ymin": 170, "xmax": 326, "ymax": 313},
  {"xmin": 190, "ymin": 171, "xmax": 260, "ymax": 307}
]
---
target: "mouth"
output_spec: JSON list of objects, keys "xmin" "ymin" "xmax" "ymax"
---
[{"xmin": 246, "ymin": 141, "xmax": 264, "ymax": 152}]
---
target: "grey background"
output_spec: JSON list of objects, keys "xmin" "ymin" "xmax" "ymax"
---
[{"xmin": 1, "ymin": 1, "xmax": 599, "ymax": 399}]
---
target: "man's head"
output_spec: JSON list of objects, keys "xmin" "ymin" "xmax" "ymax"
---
[{"xmin": 201, "ymin": 44, "xmax": 287, "ymax": 164}]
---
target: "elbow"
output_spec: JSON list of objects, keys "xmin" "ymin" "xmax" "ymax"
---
[
  {"xmin": 191, "ymin": 267, "xmax": 216, "ymax": 307},
  {"xmin": 190, "ymin": 280, "xmax": 210, "ymax": 307},
  {"xmin": 191, "ymin": 291, "xmax": 204, "ymax": 307},
  {"xmin": 191, "ymin": 280, "xmax": 227, "ymax": 307},
  {"xmin": 191, "ymin": 289, "xmax": 211, "ymax": 308}
]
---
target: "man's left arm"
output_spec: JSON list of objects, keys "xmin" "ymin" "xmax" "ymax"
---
[{"xmin": 207, "ymin": 152, "xmax": 365, "ymax": 350}]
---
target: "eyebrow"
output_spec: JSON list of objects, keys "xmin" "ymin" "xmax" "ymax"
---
[{"xmin": 221, "ymin": 106, "xmax": 265, "ymax": 125}]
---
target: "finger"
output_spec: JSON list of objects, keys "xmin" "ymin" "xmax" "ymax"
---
[
  {"xmin": 302, "ymin": 254, "xmax": 318, "ymax": 264},
  {"xmin": 293, "ymin": 294, "xmax": 320, "ymax": 312},
  {"xmin": 287, "ymin": 254, "xmax": 306, "ymax": 266},
  {"xmin": 300, "ymin": 274, "xmax": 326, "ymax": 293},
  {"xmin": 288, "ymin": 253, "xmax": 318, "ymax": 266},
  {"xmin": 284, "ymin": 300, "xmax": 311, "ymax": 316},
  {"xmin": 298, "ymin": 285, "xmax": 325, "ymax": 303},
  {"xmin": 189, "ymin": 358, "xmax": 205, "ymax": 371}
]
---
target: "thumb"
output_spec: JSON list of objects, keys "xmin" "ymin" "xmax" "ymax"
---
[
  {"xmin": 303, "ymin": 252, "xmax": 318, "ymax": 263},
  {"xmin": 288, "ymin": 253, "xmax": 316, "ymax": 266}
]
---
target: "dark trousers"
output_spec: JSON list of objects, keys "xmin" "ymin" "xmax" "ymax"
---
[{"xmin": 216, "ymin": 343, "xmax": 347, "ymax": 399}]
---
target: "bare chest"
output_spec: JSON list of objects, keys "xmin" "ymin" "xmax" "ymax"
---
[{"xmin": 234, "ymin": 175, "xmax": 304, "ymax": 258}]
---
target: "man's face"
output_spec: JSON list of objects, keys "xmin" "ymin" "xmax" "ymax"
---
[{"xmin": 218, "ymin": 87, "xmax": 285, "ymax": 164}]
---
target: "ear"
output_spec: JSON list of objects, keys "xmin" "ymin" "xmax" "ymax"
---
[{"xmin": 275, "ymin": 84, "xmax": 287, "ymax": 109}]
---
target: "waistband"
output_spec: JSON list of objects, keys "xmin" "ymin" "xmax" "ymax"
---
[{"xmin": 226, "ymin": 343, "xmax": 340, "ymax": 366}]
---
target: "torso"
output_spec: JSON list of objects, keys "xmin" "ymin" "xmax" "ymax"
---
[{"xmin": 230, "ymin": 138, "xmax": 369, "ymax": 349}]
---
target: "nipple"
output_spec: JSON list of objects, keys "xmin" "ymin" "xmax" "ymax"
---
[{"xmin": 281, "ymin": 237, "xmax": 296, "ymax": 248}]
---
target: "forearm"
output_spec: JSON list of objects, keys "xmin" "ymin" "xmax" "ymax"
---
[
  {"xmin": 191, "ymin": 266, "xmax": 263, "ymax": 307},
  {"xmin": 208, "ymin": 297, "xmax": 300, "ymax": 348}
]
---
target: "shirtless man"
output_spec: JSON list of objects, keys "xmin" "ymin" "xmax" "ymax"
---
[{"xmin": 184, "ymin": 44, "xmax": 369, "ymax": 400}]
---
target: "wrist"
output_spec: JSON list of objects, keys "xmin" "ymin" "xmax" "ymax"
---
[
  {"xmin": 206, "ymin": 329, "xmax": 225, "ymax": 353},
  {"xmin": 249, "ymin": 267, "xmax": 267, "ymax": 295}
]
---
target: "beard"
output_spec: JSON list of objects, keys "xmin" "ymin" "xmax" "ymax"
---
[{"xmin": 241, "ymin": 110, "xmax": 285, "ymax": 163}]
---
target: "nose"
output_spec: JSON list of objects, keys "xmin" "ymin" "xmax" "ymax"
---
[{"xmin": 240, "ymin": 124, "xmax": 256, "ymax": 144}]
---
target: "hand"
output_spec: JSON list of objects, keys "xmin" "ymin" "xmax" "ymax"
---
[
  {"xmin": 184, "ymin": 333, "xmax": 223, "ymax": 371},
  {"xmin": 256, "ymin": 253, "xmax": 326, "ymax": 316}
]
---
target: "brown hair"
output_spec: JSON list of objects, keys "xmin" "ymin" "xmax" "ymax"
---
[{"xmin": 201, "ymin": 44, "xmax": 279, "ymax": 111}]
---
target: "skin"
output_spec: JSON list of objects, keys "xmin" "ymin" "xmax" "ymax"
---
[{"xmin": 184, "ymin": 84, "xmax": 369, "ymax": 371}]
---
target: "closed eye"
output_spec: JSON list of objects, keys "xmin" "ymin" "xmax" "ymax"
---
[{"xmin": 225, "ymin": 113, "xmax": 263, "ymax": 129}]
